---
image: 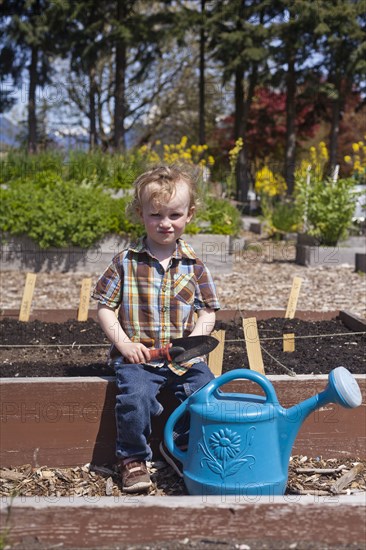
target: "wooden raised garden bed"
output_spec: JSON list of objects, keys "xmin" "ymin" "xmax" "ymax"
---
[{"xmin": 1, "ymin": 309, "xmax": 365, "ymax": 549}]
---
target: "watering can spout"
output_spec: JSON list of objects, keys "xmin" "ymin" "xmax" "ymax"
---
[{"xmin": 280, "ymin": 367, "xmax": 362, "ymax": 463}]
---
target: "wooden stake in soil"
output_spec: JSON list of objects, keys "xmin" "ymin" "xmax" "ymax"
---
[
  {"xmin": 285, "ymin": 276, "xmax": 303, "ymax": 319},
  {"xmin": 283, "ymin": 333, "xmax": 295, "ymax": 353},
  {"xmin": 19, "ymin": 273, "xmax": 37, "ymax": 322},
  {"xmin": 77, "ymin": 278, "xmax": 92, "ymax": 322},
  {"xmin": 208, "ymin": 329, "xmax": 225, "ymax": 377},
  {"xmin": 242, "ymin": 317, "xmax": 265, "ymax": 374}
]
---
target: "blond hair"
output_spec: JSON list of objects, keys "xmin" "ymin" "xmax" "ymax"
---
[{"xmin": 128, "ymin": 165, "xmax": 199, "ymax": 215}]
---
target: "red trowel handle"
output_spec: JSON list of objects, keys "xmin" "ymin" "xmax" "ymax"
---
[{"xmin": 149, "ymin": 344, "xmax": 173, "ymax": 361}]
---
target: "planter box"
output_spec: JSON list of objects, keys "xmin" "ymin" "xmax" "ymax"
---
[
  {"xmin": 1, "ymin": 495, "xmax": 365, "ymax": 549},
  {"xmin": 0, "ymin": 309, "xmax": 365, "ymax": 549},
  {"xmin": 1, "ymin": 308, "xmax": 365, "ymax": 468},
  {"xmin": 296, "ymin": 234, "xmax": 366, "ymax": 267},
  {"xmin": 1, "ymin": 374, "xmax": 365, "ymax": 469},
  {"xmin": 0, "ymin": 307, "xmax": 343, "ymax": 323},
  {"xmin": 356, "ymin": 253, "xmax": 366, "ymax": 273}
]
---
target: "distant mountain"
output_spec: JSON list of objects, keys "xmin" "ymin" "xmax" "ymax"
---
[
  {"xmin": 0, "ymin": 114, "xmax": 140, "ymax": 150},
  {"xmin": 50, "ymin": 127, "xmax": 89, "ymax": 150},
  {"xmin": 0, "ymin": 115, "xmax": 20, "ymax": 147}
]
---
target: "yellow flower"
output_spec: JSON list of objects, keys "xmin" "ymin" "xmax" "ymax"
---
[
  {"xmin": 255, "ymin": 166, "xmax": 287, "ymax": 197},
  {"xmin": 352, "ymin": 143, "xmax": 360, "ymax": 153},
  {"xmin": 319, "ymin": 144, "xmax": 329, "ymax": 160},
  {"xmin": 344, "ymin": 155, "xmax": 352, "ymax": 164},
  {"xmin": 180, "ymin": 136, "xmax": 188, "ymax": 148}
]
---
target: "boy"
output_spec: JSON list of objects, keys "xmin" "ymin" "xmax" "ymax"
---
[{"xmin": 92, "ymin": 165, "xmax": 220, "ymax": 493}]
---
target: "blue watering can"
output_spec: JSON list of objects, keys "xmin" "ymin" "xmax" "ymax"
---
[{"xmin": 164, "ymin": 367, "xmax": 362, "ymax": 497}]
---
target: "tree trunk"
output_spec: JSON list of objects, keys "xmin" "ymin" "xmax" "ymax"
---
[
  {"xmin": 329, "ymin": 75, "xmax": 342, "ymax": 173},
  {"xmin": 198, "ymin": 0, "xmax": 206, "ymax": 145},
  {"xmin": 114, "ymin": 0, "xmax": 127, "ymax": 152},
  {"xmin": 285, "ymin": 50, "xmax": 296, "ymax": 195},
  {"xmin": 235, "ymin": 65, "xmax": 257, "ymax": 202},
  {"xmin": 89, "ymin": 66, "xmax": 98, "ymax": 150},
  {"xmin": 28, "ymin": 45, "xmax": 38, "ymax": 154}
]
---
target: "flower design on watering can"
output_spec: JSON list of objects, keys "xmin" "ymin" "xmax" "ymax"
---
[{"xmin": 199, "ymin": 426, "xmax": 256, "ymax": 480}]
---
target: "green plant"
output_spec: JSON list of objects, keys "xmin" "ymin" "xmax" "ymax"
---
[
  {"xmin": 295, "ymin": 175, "xmax": 360, "ymax": 246},
  {"xmin": 0, "ymin": 149, "xmax": 64, "ymax": 184},
  {"xmin": 0, "ymin": 179, "xmax": 142, "ymax": 248},
  {"xmin": 186, "ymin": 196, "xmax": 242, "ymax": 235},
  {"xmin": 261, "ymin": 198, "xmax": 300, "ymax": 237},
  {"xmin": 0, "ymin": 148, "xmax": 241, "ymax": 247},
  {"xmin": 65, "ymin": 149, "xmax": 145, "ymax": 189},
  {"xmin": 0, "ymin": 149, "xmax": 149, "ymax": 190}
]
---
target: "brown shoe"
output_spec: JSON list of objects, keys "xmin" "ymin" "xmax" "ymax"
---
[{"xmin": 120, "ymin": 460, "xmax": 152, "ymax": 493}]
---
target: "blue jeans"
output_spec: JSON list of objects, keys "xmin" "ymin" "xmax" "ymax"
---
[{"xmin": 113, "ymin": 360, "xmax": 214, "ymax": 462}]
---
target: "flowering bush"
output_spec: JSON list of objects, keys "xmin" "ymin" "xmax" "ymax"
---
[
  {"xmin": 296, "ymin": 141, "xmax": 329, "ymax": 183},
  {"xmin": 254, "ymin": 166, "xmax": 287, "ymax": 197},
  {"xmin": 253, "ymin": 166, "xmax": 292, "ymax": 237},
  {"xmin": 138, "ymin": 136, "xmax": 215, "ymax": 169},
  {"xmin": 294, "ymin": 142, "xmax": 360, "ymax": 245},
  {"xmin": 344, "ymin": 140, "xmax": 366, "ymax": 184},
  {"xmin": 295, "ymin": 176, "xmax": 359, "ymax": 246}
]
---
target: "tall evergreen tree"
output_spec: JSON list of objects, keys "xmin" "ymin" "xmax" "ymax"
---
[
  {"xmin": 269, "ymin": 0, "xmax": 320, "ymax": 193},
  {"xmin": 67, "ymin": 1, "xmax": 108, "ymax": 149},
  {"xmin": 2, "ymin": 0, "xmax": 68, "ymax": 152},
  {"xmin": 209, "ymin": 0, "xmax": 273, "ymax": 202},
  {"xmin": 110, "ymin": 1, "xmax": 176, "ymax": 152},
  {"xmin": 315, "ymin": 0, "xmax": 366, "ymax": 171}
]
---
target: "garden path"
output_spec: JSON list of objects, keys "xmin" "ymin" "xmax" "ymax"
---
[{"xmin": 1, "ymin": 236, "xmax": 365, "ymax": 319}]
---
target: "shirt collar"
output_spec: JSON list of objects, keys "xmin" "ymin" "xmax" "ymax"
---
[{"xmin": 129, "ymin": 236, "xmax": 197, "ymax": 260}]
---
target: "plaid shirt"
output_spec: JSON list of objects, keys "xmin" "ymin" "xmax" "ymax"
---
[{"xmin": 92, "ymin": 237, "xmax": 220, "ymax": 375}]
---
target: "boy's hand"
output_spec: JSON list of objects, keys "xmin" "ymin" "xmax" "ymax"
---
[{"xmin": 119, "ymin": 342, "xmax": 151, "ymax": 364}]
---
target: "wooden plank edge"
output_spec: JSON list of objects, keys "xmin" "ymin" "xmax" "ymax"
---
[
  {"xmin": 338, "ymin": 310, "xmax": 366, "ymax": 332},
  {"xmin": 0, "ymin": 308, "xmax": 345, "ymax": 323},
  {"xmin": 1, "ymin": 495, "xmax": 365, "ymax": 548}
]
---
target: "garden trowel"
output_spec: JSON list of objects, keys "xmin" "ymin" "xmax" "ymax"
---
[{"xmin": 149, "ymin": 335, "xmax": 219, "ymax": 363}]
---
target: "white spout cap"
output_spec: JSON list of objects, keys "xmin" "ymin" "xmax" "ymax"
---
[{"xmin": 331, "ymin": 367, "xmax": 362, "ymax": 408}]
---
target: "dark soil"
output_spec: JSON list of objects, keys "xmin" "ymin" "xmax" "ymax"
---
[{"xmin": 0, "ymin": 316, "xmax": 365, "ymax": 377}]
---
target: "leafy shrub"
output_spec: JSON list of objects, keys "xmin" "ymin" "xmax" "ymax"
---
[
  {"xmin": 187, "ymin": 196, "xmax": 242, "ymax": 235},
  {"xmin": 0, "ymin": 146, "xmax": 240, "ymax": 248},
  {"xmin": 64, "ymin": 150, "xmax": 145, "ymax": 189},
  {"xmin": 295, "ymin": 176, "xmax": 360, "ymax": 246},
  {"xmin": 0, "ymin": 179, "xmax": 142, "ymax": 248},
  {"xmin": 271, "ymin": 200, "xmax": 300, "ymax": 234},
  {"xmin": 0, "ymin": 149, "xmax": 149, "ymax": 190}
]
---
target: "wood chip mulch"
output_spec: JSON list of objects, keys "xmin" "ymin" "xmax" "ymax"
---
[{"xmin": 1, "ymin": 456, "xmax": 365, "ymax": 499}]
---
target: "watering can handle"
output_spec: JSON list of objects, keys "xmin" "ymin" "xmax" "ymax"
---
[
  {"xmin": 163, "ymin": 399, "xmax": 190, "ymax": 463},
  {"xmin": 206, "ymin": 368, "xmax": 279, "ymax": 404}
]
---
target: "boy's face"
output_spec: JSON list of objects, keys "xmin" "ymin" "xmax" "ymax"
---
[{"xmin": 139, "ymin": 180, "xmax": 194, "ymax": 249}]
